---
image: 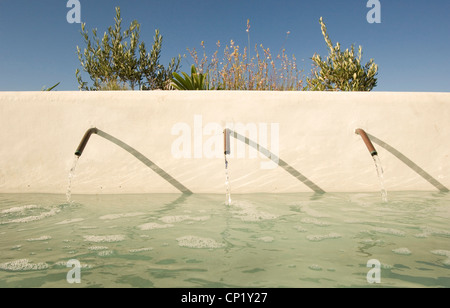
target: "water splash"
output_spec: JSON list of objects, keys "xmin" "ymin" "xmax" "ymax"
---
[
  {"xmin": 225, "ymin": 155, "xmax": 232, "ymax": 205},
  {"xmin": 66, "ymin": 155, "xmax": 79, "ymax": 203},
  {"xmin": 373, "ymin": 155, "xmax": 388, "ymax": 202}
]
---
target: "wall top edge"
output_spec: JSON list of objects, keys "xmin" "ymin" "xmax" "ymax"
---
[{"xmin": 1, "ymin": 90, "xmax": 449, "ymax": 96}]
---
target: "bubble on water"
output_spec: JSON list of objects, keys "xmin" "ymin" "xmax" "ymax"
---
[
  {"xmin": 306, "ymin": 233, "xmax": 342, "ymax": 242},
  {"xmin": 98, "ymin": 250, "xmax": 113, "ymax": 257},
  {"xmin": 99, "ymin": 212, "xmax": 145, "ymax": 220},
  {"xmin": 392, "ymin": 248, "xmax": 412, "ymax": 255},
  {"xmin": 372, "ymin": 227, "xmax": 406, "ymax": 237},
  {"xmin": 56, "ymin": 218, "xmax": 84, "ymax": 225},
  {"xmin": 308, "ymin": 264, "xmax": 322, "ymax": 271},
  {"xmin": 137, "ymin": 222, "xmax": 174, "ymax": 231},
  {"xmin": 177, "ymin": 235, "xmax": 225, "ymax": 249},
  {"xmin": 301, "ymin": 217, "xmax": 331, "ymax": 226},
  {"xmin": 0, "ymin": 259, "xmax": 49, "ymax": 272},
  {"xmin": 258, "ymin": 236, "xmax": 274, "ymax": 243},
  {"xmin": 88, "ymin": 246, "xmax": 109, "ymax": 251},
  {"xmin": 159, "ymin": 215, "xmax": 210, "ymax": 224},
  {"xmin": 129, "ymin": 247, "xmax": 153, "ymax": 253},
  {"xmin": 83, "ymin": 235, "xmax": 125, "ymax": 243}
]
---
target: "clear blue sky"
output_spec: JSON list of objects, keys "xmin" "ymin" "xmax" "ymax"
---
[{"xmin": 0, "ymin": 0, "xmax": 449, "ymax": 92}]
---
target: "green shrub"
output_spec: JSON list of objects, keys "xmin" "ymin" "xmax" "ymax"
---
[
  {"xmin": 75, "ymin": 7, "xmax": 181, "ymax": 91},
  {"xmin": 306, "ymin": 17, "xmax": 378, "ymax": 91}
]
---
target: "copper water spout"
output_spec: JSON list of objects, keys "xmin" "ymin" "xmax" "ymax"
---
[
  {"xmin": 224, "ymin": 128, "xmax": 230, "ymax": 155},
  {"xmin": 355, "ymin": 128, "xmax": 378, "ymax": 156},
  {"xmin": 74, "ymin": 128, "xmax": 98, "ymax": 157}
]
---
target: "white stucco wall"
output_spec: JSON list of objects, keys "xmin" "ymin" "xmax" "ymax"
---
[{"xmin": 0, "ymin": 91, "xmax": 449, "ymax": 194}]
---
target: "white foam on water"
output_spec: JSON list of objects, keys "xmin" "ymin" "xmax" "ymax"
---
[
  {"xmin": 54, "ymin": 261, "xmax": 92, "ymax": 269},
  {"xmin": 6, "ymin": 207, "xmax": 60, "ymax": 224},
  {"xmin": 88, "ymin": 246, "xmax": 109, "ymax": 251},
  {"xmin": 137, "ymin": 222, "xmax": 174, "ymax": 231},
  {"xmin": 129, "ymin": 247, "xmax": 153, "ymax": 253},
  {"xmin": 294, "ymin": 226, "xmax": 307, "ymax": 232},
  {"xmin": 83, "ymin": 235, "xmax": 125, "ymax": 243},
  {"xmin": 308, "ymin": 264, "xmax": 322, "ymax": 271},
  {"xmin": 430, "ymin": 250, "xmax": 450, "ymax": 257},
  {"xmin": 428, "ymin": 228, "xmax": 450, "ymax": 237},
  {"xmin": 306, "ymin": 233, "xmax": 342, "ymax": 242},
  {"xmin": 381, "ymin": 263, "xmax": 393, "ymax": 270},
  {"xmin": 1, "ymin": 205, "xmax": 39, "ymax": 214},
  {"xmin": 301, "ymin": 217, "xmax": 331, "ymax": 226},
  {"xmin": 231, "ymin": 200, "xmax": 278, "ymax": 222},
  {"xmin": 372, "ymin": 227, "xmax": 406, "ymax": 237},
  {"xmin": 0, "ymin": 259, "xmax": 49, "ymax": 272},
  {"xmin": 258, "ymin": 236, "xmax": 274, "ymax": 243},
  {"xmin": 159, "ymin": 215, "xmax": 210, "ymax": 224},
  {"xmin": 176, "ymin": 235, "xmax": 225, "ymax": 249},
  {"xmin": 98, "ymin": 250, "xmax": 113, "ymax": 257},
  {"xmin": 56, "ymin": 218, "xmax": 84, "ymax": 225},
  {"xmin": 413, "ymin": 233, "xmax": 428, "ymax": 238},
  {"xmin": 99, "ymin": 212, "xmax": 146, "ymax": 220},
  {"xmin": 27, "ymin": 236, "xmax": 52, "ymax": 242},
  {"xmin": 360, "ymin": 239, "xmax": 384, "ymax": 245},
  {"xmin": 392, "ymin": 248, "xmax": 412, "ymax": 255}
]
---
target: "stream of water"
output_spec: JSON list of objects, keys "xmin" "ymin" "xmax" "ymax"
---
[
  {"xmin": 373, "ymin": 154, "xmax": 388, "ymax": 203},
  {"xmin": 66, "ymin": 155, "xmax": 79, "ymax": 204}
]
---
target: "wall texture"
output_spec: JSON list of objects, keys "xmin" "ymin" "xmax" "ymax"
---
[{"xmin": 0, "ymin": 91, "xmax": 449, "ymax": 194}]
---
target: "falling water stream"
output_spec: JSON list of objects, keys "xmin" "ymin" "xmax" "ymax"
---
[
  {"xmin": 373, "ymin": 154, "xmax": 388, "ymax": 203},
  {"xmin": 66, "ymin": 155, "xmax": 79, "ymax": 203},
  {"xmin": 225, "ymin": 155, "xmax": 231, "ymax": 205}
]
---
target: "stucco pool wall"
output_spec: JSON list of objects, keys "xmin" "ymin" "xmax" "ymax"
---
[{"xmin": 0, "ymin": 91, "xmax": 449, "ymax": 194}]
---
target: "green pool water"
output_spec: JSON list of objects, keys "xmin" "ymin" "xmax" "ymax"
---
[{"xmin": 0, "ymin": 192, "xmax": 449, "ymax": 288}]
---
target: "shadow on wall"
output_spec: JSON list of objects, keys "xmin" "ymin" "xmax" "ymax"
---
[{"xmin": 73, "ymin": 127, "xmax": 449, "ymax": 194}]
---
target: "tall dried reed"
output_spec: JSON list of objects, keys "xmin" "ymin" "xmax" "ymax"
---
[{"xmin": 187, "ymin": 21, "xmax": 304, "ymax": 90}]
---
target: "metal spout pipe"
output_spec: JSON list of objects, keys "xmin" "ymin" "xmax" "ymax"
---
[
  {"xmin": 224, "ymin": 128, "xmax": 230, "ymax": 155},
  {"xmin": 355, "ymin": 128, "xmax": 378, "ymax": 156},
  {"xmin": 75, "ymin": 128, "xmax": 98, "ymax": 157}
]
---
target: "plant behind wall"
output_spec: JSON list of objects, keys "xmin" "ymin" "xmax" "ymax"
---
[
  {"xmin": 75, "ymin": 6, "xmax": 181, "ymax": 91},
  {"xmin": 306, "ymin": 17, "xmax": 378, "ymax": 91},
  {"xmin": 179, "ymin": 18, "xmax": 378, "ymax": 91}
]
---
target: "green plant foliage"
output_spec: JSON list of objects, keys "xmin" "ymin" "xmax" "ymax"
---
[
  {"xmin": 306, "ymin": 17, "xmax": 378, "ymax": 91},
  {"xmin": 98, "ymin": 79, "xmax": 129, "ymax": 91},
  {"xmin": 41, "ymin": 82, "xmax": 60, "ymax": 91},
  {"xmin": 76, "ymin": 7, "xmax": 181, "ymax": 91},
  {"xmin": 171, "ymin": 65, "xmax": 208, "ymax": 90}
]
